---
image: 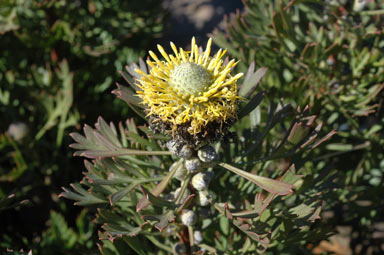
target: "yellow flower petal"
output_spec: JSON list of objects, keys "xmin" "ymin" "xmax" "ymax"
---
[{"xmin": 136, "ymin": 38, "xmax": 243, "ymax": 136}]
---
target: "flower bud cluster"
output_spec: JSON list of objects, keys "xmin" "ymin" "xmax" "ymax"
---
[
  {"xmin": 170, "ymin": 144, "xmax": 219, "ymax": 183},
  {"xmin": 190, "ymin": 146, "xmax": 217, "ymax": 208},
  {"xmin": 191, "ymin": 172, "xmax": 213, "ymax": 191},
  {"xmin": 168, "ymin": 144, "xmax": 219, "ymax": 249},
  {"xmin": 186, "ymin": 145, "xmax": 219, "ymax": 172},
  {"xmin": 185, "ymin": 157, "xmax": 202, "ymax": 173},
  {"xmin": 167, "ymin": 139, "xmax": 194, "ymax": 159},
  {"xmin": 198, "ymin": 145, "xmax": 219, "ymax": 164}
]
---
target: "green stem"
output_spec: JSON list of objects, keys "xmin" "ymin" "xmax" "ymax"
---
[
  {"xmin": 360, "ymin": 9, "xmax": 384, "ymax": 15},
  {"xmin": 313, "ymin": 141, "xmax": 371, "ymax": 161},
  {"xmin": 121, "ymin": 149, "xmax": 173, "ymax": 156},
  {"xmin": 137, "ymin": 176, "xmax": 164, "ymax": 183},
  {"xmin": 146, "ymin": 235, "xmax": 174, "ymax": 253},
  {"xmin": 188, "ymin": 226, "xmax": 194, "ymax": 247},
  {"xmin": 175, "ymin": 175, "xmax": 192, "ymax": 205}
]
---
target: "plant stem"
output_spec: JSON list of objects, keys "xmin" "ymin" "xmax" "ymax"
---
[
  {"xmin": 360, "ymin": 9, "xmax": 384, "ymax": 15},
  {"xmin": 188, "ymin": 226, "xmax": 194, "ymax": 247},
  {"xmin": 175, "ymin": 175, "xmax": 192, "ymax": 205},
  {"xmin": 146, "ymin": 235, "xmax": 174, "ymax": 253}
]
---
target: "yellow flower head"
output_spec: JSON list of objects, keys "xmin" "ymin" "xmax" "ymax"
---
[{"xmin": 136, "ymin": 37, "xmax": 243, "ymax": 144}]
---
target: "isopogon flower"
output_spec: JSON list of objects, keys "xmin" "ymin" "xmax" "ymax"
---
[{"xmin": 135, "ymin": 37, "xmax": 243, "ymax": 146}]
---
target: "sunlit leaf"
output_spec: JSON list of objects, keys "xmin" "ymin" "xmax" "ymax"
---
[{"xmin": 219, "ymin": 163, "xmax": 293, "ymax": 195}]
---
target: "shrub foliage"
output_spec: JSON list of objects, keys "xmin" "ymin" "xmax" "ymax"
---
[{"xmin": 0, "ymin": 0, "xmax": 164, "ymax": 253}]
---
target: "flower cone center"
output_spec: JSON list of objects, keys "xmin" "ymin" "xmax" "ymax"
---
[{"xmin": 170, "ymin": 62, "xmax": 212, "ymax": 96}]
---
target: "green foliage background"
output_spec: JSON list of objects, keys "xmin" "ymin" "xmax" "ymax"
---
[
  {"xmin": 0, "ymin": 0, "xmax": 164, "ymax": 253},
  {"xmin": 213, "ymin": 0, "xmax": 384, "ymax": 253}
]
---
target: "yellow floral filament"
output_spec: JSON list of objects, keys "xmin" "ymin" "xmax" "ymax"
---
[{"xmin": 136, "ymin": 37, "xmax": 243, "ymax": 135}]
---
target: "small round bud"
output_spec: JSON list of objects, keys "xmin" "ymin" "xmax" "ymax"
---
[
  {"xmin": 181, "ymin": 210, "xmax": 196, "ymax": 226},
  {"xmin": 353, "ymin": 0, "xmax": 366, "ymax": 12},
  {"xmin": 191, "ymin": 172, "xmax": 211, "ymax": 191},
  {"xmin": 167, "ymin": 139, "xmax": 179, "ymax": 155},
  {"xmin": 197, "ymin": 145, "xmax": 218, "ymax": 163},
  {"xmin": 167, "ymin": 140, "xmax": 195, "ymax": 159},
  {"xmin": 178, "ymin": 144, "xmax": 194, "ymax": 159},
  {"xmin": 194, "ymin": 230, "xmax": 203, "ymax": 244},
  {"xmin": 198, "ymin": 190, "xmax": 212, "ymax": 206},
  {"xmin": 170, "ymin": 162, "xmax": 187, "ymax": 181},
  {"xmin": 174, "ymin": 187, "xmax": 190, "ymax": 203},
  {"xmin": 8, "ymin": 122, "xmax": 28, "ymax": 141},
  {"xmin": 173, "ymin": 242, "xmax": 187, "ymax": 254},
  {"xmin": 185, "ymin": 157, "xmax": 202, "ymax": 173}
]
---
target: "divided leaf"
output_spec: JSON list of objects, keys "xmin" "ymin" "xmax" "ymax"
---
[{"xmin": 69, "ymin": 117, "xmax": 171, "ymax": 159}]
